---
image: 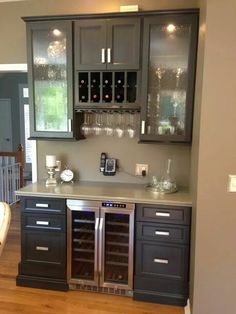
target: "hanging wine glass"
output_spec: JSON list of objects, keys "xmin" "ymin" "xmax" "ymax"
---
[
  {"xmin": 126, "ymin": 113, "xmax": 136, "ymax": 139},
  {"xmin": 80, "ymin": 112, "xmax": 91, "ymax": 136},
  {"xmin": 93, "ymin": 113, "xmax": 103, "ymax": 136},
  {"xmin": 114, "ymin": 113, "xmax": 125, "ymax": 138},
  {"xmin": 105, "ymin": 112, "xmax": 114, "ymax": 136}
]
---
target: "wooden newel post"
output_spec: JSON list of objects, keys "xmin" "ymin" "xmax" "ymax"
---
[{"xmin": 16, "ymin": 144, "xmax": 24, "ymax": 188}]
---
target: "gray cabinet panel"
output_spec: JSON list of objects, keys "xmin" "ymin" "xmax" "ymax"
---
[
  {"xmin": 107, "ymin": 18, "xmax": 140, "ymax": 70},
  {"xmin": 74, "ymin": 20, "xmax": 107, "ymax": 70},
  {"xmin": 74, "ymin": 18, "xmax": 140, "ymax": 70}
]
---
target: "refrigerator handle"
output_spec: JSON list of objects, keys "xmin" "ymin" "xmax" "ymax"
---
[
  {"xmin": 98, "ymin": 217, "xmax": 104, "ymax": 279},
  {"xmin": 94, "ymin": 217, "xmax": 100, "ymax": 285}
]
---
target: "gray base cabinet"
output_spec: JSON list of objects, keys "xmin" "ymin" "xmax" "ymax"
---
[
  {"xmin": 16, "ymin": 197, "xmax": 68, "ymax": 291},
  {"xmin": 134, "ymin": 204, "xmax": 191, "ymax": 306}
]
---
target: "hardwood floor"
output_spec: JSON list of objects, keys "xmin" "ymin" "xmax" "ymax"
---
[{"xmin": 0, "ymin": 204, "xmax": 184, "ymax": 314}]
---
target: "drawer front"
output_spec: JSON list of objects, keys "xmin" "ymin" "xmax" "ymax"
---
[
  {"xmin": 22, "ymin": 230, "xmax": 66, "ymax": 266},
  {"xmin": 136, "ymin": 204, "xmax": 191, "ymax": 225},
  {"xmin": 22, "ymin": 213, "xmax": 66, "ymax": 231},
  {"xmin": 22, "ymin": 197, "xmax": 66, "ymax": 214},
  {"xmin": 136, "ymin": 222, "xmax": 190, "ymax": 244},
  {"xmin": 135, "ymin": 241, "xmax": 189, "ymax": 281}
]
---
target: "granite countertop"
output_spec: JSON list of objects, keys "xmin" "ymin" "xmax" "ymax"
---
[{"xmin": 16, "ymin": 181, "xmax": 192, "ymax": 207}]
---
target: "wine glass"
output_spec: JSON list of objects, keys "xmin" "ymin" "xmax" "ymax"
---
[
  {"xmin": 104, "ymin": 112, "xmax": 114, "ymax": 136},
  {"xmin": 114, "ymin": 113, "xmax": 125, "ymax": 138},
  {"xmin": 93, "ymin": 113, "xmax": 103, "ymax": 136},
  {"xmin": 126, "ymin": 113, "xmax": 136, "ymax": 139},
  {"xmin": 80, "ymin": 113, "xmax": 90, "ymax": 136}
]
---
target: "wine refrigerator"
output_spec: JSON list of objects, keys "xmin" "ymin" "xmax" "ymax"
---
[{"xmin": 67, "ymin": 199, "xmax": 135, "ymax": 296}]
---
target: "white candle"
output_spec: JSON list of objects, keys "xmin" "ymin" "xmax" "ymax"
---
[{"xmin": 46, "ymin": 155, "xmax": 56, "ymax": 167}]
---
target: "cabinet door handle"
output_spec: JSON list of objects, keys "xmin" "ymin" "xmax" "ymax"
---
[
  {"xmin": 107, "ymin": 48, "xmax": 111, "ymax": 63},
  {"xmin": 68, "ymin": 119, "xmax": 72, "ymax": 132},
  {"xmin": 98, "ymin": 218, "xmax": 104, "ymax": 276},
  {"xmin": 35, "ymin": 203, "xmax": 49, "ymax": 208},
  {"xmin": 94, "ymin": 217, "xmax": 100, "ymax": 283},
  {"xmin": 156, "ymin": 212, "xmax": 170, "ymax": 217},
  {"xmin": 36, "ymin": 246, "xmax": 49, "ymax": 251},
  {"xmin": 155, "ymin": 230, "xmax": 170, "ymax": 236},
  {"xmin": 101, "ymin": 48, "xmax": 106, "ymax": 63},
  {"xmin": 141, "ymin": 121, "xmax": 145, "ymax": 134},
  {"xmin": 154, "ymin": 258, "xmax": 169, "ymax": 264},
  {"xmin": 36, "ymin": 221, "xmax": 49, "ymax": 226}
]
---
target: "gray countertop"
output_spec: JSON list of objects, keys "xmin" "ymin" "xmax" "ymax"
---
[{"xmin": 16, "ymin": 181, "xmax": 192, "ymax": 207}]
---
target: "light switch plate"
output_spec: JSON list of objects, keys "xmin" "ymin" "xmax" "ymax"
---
[{"xmin": 228, "ymin": 175, "xmax": 236, "ymax": 192}]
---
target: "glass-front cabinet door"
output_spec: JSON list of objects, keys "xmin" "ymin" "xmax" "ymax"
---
[
  {"xmin": 140, "ymin": 14, "xmax": 198, "ymax": 142},
  {"xmin": 26, "ymin": 21, "xmax": 74, "ymax": 138}
]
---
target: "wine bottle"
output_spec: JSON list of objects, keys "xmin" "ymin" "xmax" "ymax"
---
[
  {"xmin": 91, "ymin": 93, "xmax": 99, "ymax": 102},
  {"xmin": 115, "ymin": 93, "xmax": 124, "ymax": 103},
  {"xmin": 104, "ymin": 93, "xmax": 112, "ymax": 102}
]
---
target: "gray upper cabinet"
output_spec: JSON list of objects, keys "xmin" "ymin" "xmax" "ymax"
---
[
  {"xmin": 26, "ymin": 21, "xmax": 76, "ymax": 139},
  {"xmin": 140, "ymin": 13, "xmax": 198, "ymax": 143},
  {"xmin": 74, "ymin": 18, "xmax": 141, "ymax": 70}
]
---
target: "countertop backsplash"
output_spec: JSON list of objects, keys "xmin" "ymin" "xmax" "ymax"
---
[{"xmin": 37, "ymin": 136, "xmax": 191, "ymax": 187}]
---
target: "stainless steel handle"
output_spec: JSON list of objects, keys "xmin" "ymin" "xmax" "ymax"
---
[
  {"xmin": 36, "ymin": 203, "xmax": 49, "ymax": 208},
  {"xmin": 156, "ymin": 212, "xmax": 170, "ymax": 217},
  {"xmin": 94, "ymin": 217, "xmax": 100, "ymax": 283},
  {"xmin": 98, "ymin": 218, "xmax": 104, "ymax": 277},
  {"xmin": 101, "ymin": 48, "xmax": 106, "ymax": 63},
  {"xmin": 36, "ymin": 221, "xmax": 49, "ymax": 226},
  {"xmin": 68, "ymin": 119, "xmax": 72, "ymax": 132},
  {"xmin": 107, "ymin": 48, "xmax": 111, "ymax": 63},
  {"xmin": 141, "ymin": 120, "xmax": 145, "ymax": 134},
  {"xmin": 36, "ymin": 246, "xmax": 49, "ymax": 251},
  {"xmin": 154, "ymin": 258, "xmax": 169, "ymax": 264},
  {"xmin": 155, "ymin": 230, "xmax": 170, "ymax": 236}
]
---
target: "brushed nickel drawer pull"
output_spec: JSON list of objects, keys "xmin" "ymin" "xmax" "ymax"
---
[
  {"xmin": 155, "ymin": 230, "xmax": 170, "ymax": 236},
  {"xmin": 36, "ymin": 246, "xmax": 49, "ymax": 251},
  {"xmin": 36, "ymin": 203, "xmax": 49, "ymax": 208},
  {"xmin": 154, "ymin": 258, "xmax": 169, "ymax": 264},
  {"xmin": 36, "ymin": 221, "xmax": 49, "ymax": 226},
  {"xmin": 156, "ymin": 212, "xmax": 170, "ymax": 217}
]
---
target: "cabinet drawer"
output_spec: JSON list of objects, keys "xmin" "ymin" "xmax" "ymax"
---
[
  {"xmin": 22, "ymin": 213, "xmax": 66, "ymax": 231},
  {"xmin": 22, "ymin": 197, "xmax": 66, "ymax": 215},
  {"xmin": 22, "ymin": 230, "xmax": 66, "ymax": 266},
  {"xmin": 135, "ymin": 241, "xmax": 189, "ymax": 281},
  {"xmin": 136, "ymin": 222, "xmax": 190, "ymax": 244},
  {"xmin": 136, "ymin": 204, "xmax": 191, "ymax": 225}
]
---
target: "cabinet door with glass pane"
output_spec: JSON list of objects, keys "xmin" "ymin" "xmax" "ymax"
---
[
  {"xmin": 140, "ymin": 13, "xmax": 198, "ymax": 143},
  {"xmin": 26, "ymin": 21, "xmax": 74, "ymax": 138}
]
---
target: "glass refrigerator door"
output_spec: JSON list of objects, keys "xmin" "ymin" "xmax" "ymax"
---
[
  {"xmin": 71, "ymin": 209, "xmax": 99, "ymax": 285},
  {"xmin": 100, "ymin": 208, "xmax": 134, "ymax": 290}
]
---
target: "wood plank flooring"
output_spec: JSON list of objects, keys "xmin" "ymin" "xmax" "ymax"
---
[{"xmin": 0, "ymin": 204, "xmax": 184, "ymax": 314}]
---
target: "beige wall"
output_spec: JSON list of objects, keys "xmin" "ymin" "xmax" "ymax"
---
[
  {"xmin": 0, "ymin": 0, "xmax": 199, "ymax": 63},
  {"xmin": 189, "ymin": 0, "xmax": 206, "ymax": 309},
  {"xmin": 191, "ymin": 0, "xmax": 236, "ymax": 313}
]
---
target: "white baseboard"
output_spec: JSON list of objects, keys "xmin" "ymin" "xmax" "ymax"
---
[{"xmin": 184, "ymin": 299, "xmax": 191, "ymax": 314}]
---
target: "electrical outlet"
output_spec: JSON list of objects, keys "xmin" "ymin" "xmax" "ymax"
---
[{"xmin": 135, "ymin": 164, "xmax": 148, "ymax": 176}]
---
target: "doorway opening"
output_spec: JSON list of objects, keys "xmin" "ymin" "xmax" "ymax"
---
[{"xmin": 0, "ymin": 70, "xmax": 37, "ymax": 185}]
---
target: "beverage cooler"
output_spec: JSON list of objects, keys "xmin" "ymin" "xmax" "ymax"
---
[{"xmin": 66, "ymin": 199, "xmax": 135, "ymax": 296}]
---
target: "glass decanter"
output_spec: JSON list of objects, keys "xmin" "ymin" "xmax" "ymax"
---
[{"xmin": 159, "ymin": 158, "xmax": 178, "ymax": 193}]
